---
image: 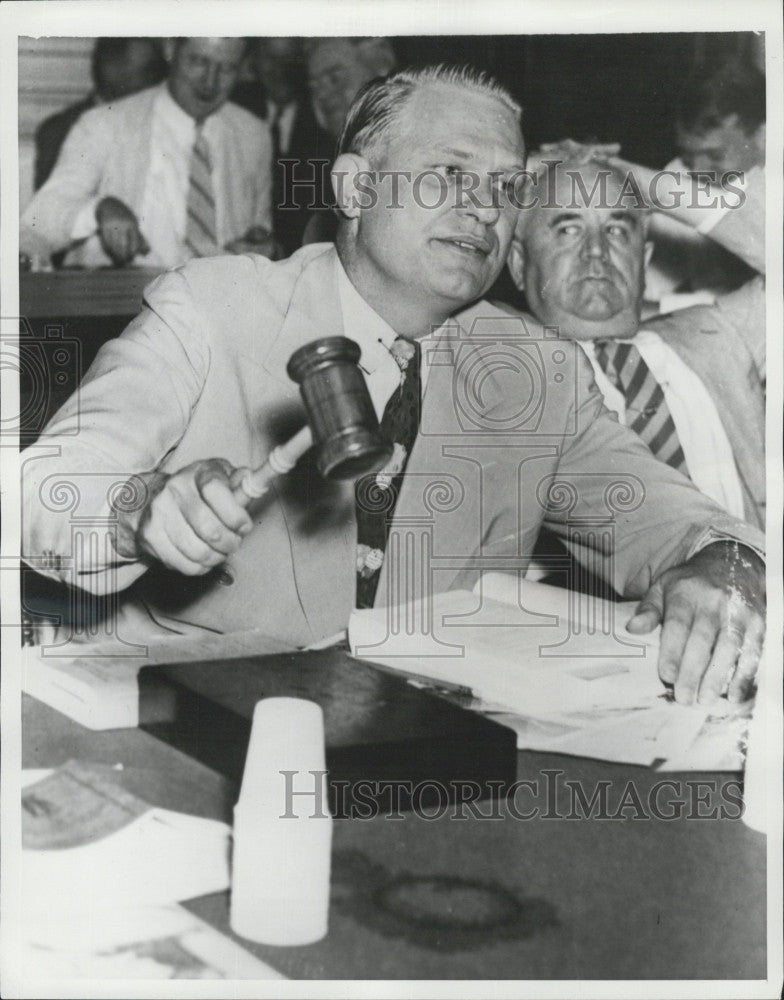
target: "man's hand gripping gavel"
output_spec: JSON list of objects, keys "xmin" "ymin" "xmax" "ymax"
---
[{"xmin": 113, "ymin": 338, "xmax": 392, "ymax": 576}]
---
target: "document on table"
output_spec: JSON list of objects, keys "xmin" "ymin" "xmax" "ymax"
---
[
  {"xmin": 21, "ymin": 627, "xmax": 293, "ymax": 729},
  {"xmin": 15, "ymin": 904, "xmax": 284, "ymax": 981},
  {"xmin": 16, "ymin": 765, "xmax": 285, "ymax": 983},
  {"xmin": 22, "ymin": 760, "xmax": 231, "ymax": 912},
  {"xmin": 349, "ymin": 575, "xmax": 750, "ymax": 769}
]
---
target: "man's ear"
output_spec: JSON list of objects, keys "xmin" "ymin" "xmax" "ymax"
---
[
  {"xmin": 331, "ymin": 153, "xmax": 373, "ymax": 220},
  {"xmin": 643, "ymin": 240, "xmax": 654, "ymax": 270},
  {"xmin": 507, "ymin": 237, "xmax": 526, "ymax": 291}
]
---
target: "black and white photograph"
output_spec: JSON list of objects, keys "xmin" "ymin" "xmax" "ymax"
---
[{"xmin": 1, "ymin": 0, "xmax": 782, "ymax": 996}]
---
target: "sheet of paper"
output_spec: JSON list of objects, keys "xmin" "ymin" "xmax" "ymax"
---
[
  {"xmin": 350, "ymin": 578, "xmax": 741, "ymax": 768},
  {"xmin": 22, "ymin": 761, "xmax": 231, "ymax": 912},
  {"xmin": 17, "ymin": 904, "xmax": 284, "ymax": 980},
  {"xmin": 22, "ymin": 627, "xmax": 294, "ymax": 729}
]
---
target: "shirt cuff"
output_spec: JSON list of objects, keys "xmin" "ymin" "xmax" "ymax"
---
[
  {"xmin": 686, "ymin": 525, "xmax": 765, "ymax": 565},
  {"xmin": 695, "ymin": 171, "xmax": 748, "ymax": 235},
  {"xmin": 70, "ymin": 197, "xmax": 102, "ymax": 241}
]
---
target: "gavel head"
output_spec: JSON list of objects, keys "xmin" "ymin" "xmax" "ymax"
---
[{"xmin": 287, "ymin": 337, "xmax": 393, "ymax": 480}]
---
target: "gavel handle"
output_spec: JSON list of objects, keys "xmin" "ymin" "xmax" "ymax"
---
[{"xmin": 232, "ymin": 426, "xmax": 313, "ymax": 504}]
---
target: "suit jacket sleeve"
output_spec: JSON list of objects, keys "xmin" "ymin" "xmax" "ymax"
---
[
  {"xmin": 542, "ymin": 350, "xmax": 765, "ymax": 598},
  {"xmin": 713, "ymin": 275, "xmax": 766, "ymax": 382},
  {"xmin": 34, "ymin": 100, "xmax": 91, "ymax": 191},
  {"xmin": 707, "ymin": 165, "xmax": 765, "ymax": 274},
  {"xmin": 22, "ymin": 269, "xmax": 211, "ymax": 595},
  {"xmin": 21, "ymin": 104, "xmax": 115, "ymax": 252}
]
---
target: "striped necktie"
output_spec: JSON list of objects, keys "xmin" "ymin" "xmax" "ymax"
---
[
  {"xmin": 185, "ymin": 125, "xmax": 218, "ymax": 258},
  {"xmin": 594, "ymin": 339, "xmax": 689, "ymax": 476},
  {"xmin": 355, "ymin": 338, "xmax": 422, "ymax": 609}
]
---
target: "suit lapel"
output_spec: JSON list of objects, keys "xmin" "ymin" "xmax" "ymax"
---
[
  {"xmin": 654, "ymin": 316, "xmax": 766, "ymax": 529},
  {"xmin": 259, "ymin": 246, "xmax": 344, "ymax": 384}
]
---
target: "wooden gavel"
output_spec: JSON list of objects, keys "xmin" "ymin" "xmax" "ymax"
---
[{"xmin": 234, "ymin": 337, "xmax": 393, "ymax": 502}]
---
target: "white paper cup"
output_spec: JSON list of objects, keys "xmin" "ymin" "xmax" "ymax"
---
[{"xmin": 230, "ymin": 698, "xmax": 332, "ymax": 945}]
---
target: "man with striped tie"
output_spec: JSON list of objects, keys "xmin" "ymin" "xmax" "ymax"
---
[
  {"xmin": 507, "ymin": 155, "xmax": 764, "ymax": 530},
  {"xmin": 21, "ymin": 37, "xmax": 277, "ymax": 268},
  {"xmin": 23, "ymin": 66, "xmax": 765, "ymax": 706}
]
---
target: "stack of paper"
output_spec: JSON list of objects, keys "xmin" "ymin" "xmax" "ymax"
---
[
  {"xmin": 22, "ymin": 627, "xmax": 293, "ymax": 729},
  {"xmin": 14, "ymin": 765, "xmax": 284, "ymax": 985},
  {"xmin": 349, "ymin": 575, "xmax": 750, "ymax": 769},
  {"xmin": 13, "ymin": 904, "xmax": 284, "ymax": 981},
  {"xmin": 22, "ymin": 761, "xmax": 231, "ymax": 913}
]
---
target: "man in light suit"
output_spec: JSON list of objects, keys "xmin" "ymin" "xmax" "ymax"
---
[
  {"xmin": 506, "ymin": 155, "xmax": 764, "ymax": 531},
  {"xmin": 22, "ymin": 65, "xmax": 765, "ymax": 706},
  {"xmin": 34, "ymin": 38, "xmax": 167, "ymax": 191},
  {"xmin": 21, "ymin": 37, "xmax": 276, "ymax": 269}
]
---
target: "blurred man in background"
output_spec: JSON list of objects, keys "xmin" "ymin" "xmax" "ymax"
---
[
  {"xmin": 507, "ymin": 155, "xmax": 765, "ymax": 530},
  {"xmin": 300, "ymin": 36, "xmax": 397, "ymax": 245},
  {"xmin": 645, "ymin": 58, "xmax": 765, "ymax": 305},
  {"xmin": 34, "ymin": 37, "xmax": 167, "ymax": 190},
  {"xmin": 233, "ymin": 37, "xmax": 332, "ymax": 255},
  {"xmin": 22, "ymin": 37, "xmax": 276, "ymax": 268}
]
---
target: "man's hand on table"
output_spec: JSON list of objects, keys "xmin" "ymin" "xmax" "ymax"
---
[
  {"xmin": 626, "ymin": 542, "xmax": 766, "ymax": 706},
  {"xmin": 96, "ymin": 196, "xmax": 150, "ymax": 266},
  {"xmin": 113, "ymin": 460, "xmax": 253, "ymax": 574}
]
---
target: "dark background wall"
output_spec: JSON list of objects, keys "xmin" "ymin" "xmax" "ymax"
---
[{"xmin": 392, "ymin": 32, "xmax": 762, "ymax": 166}]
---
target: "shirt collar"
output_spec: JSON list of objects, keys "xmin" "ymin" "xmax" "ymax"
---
[
  {"xmin": 155, "ymin": 83, "xmax": 222, "ymax": 146},
  {"xmin": 334, "ymin": 254, "xmax": 399, "ymax": 375}
]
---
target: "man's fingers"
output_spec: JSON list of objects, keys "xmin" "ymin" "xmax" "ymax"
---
[
  {"xmin": 674, "ymin": 618, "xmax": 717, "ymax": 705},
  {"xmin": 200, "ymin": 476, "xmax": 253, "ymax": 535},
  {"xmin": 626, "ymin": 581, "xmax": 664, "ymax": 634},
  {"xmin": 700, "ymin": 627, "xmax": 741, "ymax": 705},
  {"xmin": 655, "ymin": 606, "xmax": 693, "ymax": 686},
  {"xmin": 107, "ymin": 226, "xmax": 131, "ymax": 264},
  {"xmin": 729, "ymin": 617, "xmax": 765, "ymax": 703},
  {"xmin": 153, "ymin": 489, "xmax": 227, "ymax": 566},
  {"xmin": 134, "ymin": 459, "xmax": 255, "ymax": 574},
  {"xmin": 139, "ymin": 512, "xmax": 213, "ymax": 576},
  {"xmin": 128, "ymin": 223, "xmax": 149, "ymax": 260}
]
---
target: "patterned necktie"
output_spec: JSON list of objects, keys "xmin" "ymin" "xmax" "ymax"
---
[
  {"xmin": 594, "ymin": 339, "xmax": 689, "ymax": 476},
  {"xmin": 355, "ymin": 338, "xmax": 422, "ymax": 609},
  {"xmin": 185, "ymin": 125, "xmax": 218, "ymax": 258}
]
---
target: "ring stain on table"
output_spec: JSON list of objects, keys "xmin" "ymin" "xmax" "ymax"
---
[{"xmin": 331, "ymin": 849, "xmax": 559, "ymax": 952}]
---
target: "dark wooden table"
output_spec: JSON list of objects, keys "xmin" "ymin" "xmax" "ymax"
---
[
  {"xmin": 20, "ymin": 268, "xmax": 163, "ymax": 319},
  {"xmin": 22, "ymin": 693, "xmax": 766, "ymax": 980},
  {"xmin": 17, "ymin": 268, "xmax": 163, "ymax": 445}
]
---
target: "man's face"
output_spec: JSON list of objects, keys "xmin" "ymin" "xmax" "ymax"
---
[
  {"xmin": 515, "ymin": 165, "xmax": 649, "ymax": 341},
  {"xmin": 676, "ymin": 114, "xmax": 765, "ymax": 175},
  {"xmin": 167, "ymin": 38, "xmax": 246, "ymax": 122},
  {"xmin": 256, "ymin": 38, "xmax": 299, "ymax": 107},
  {"xmin": 308, "ymin": 40, "xmax": 375, "ymax": 138},
  {"xmin": 351, "ymin": 82, "xmax": 526, "ymax": 319},
  {"xmin": 97, "ymin": 40, "xmax": 163, "ymax": 102}
]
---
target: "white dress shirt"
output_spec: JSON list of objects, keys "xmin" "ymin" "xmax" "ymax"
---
[
  {"xmin": 580, "ymin": 332, "xmax": 745, "ymax": 519},
  {"xmin": 71, "ymin": 85, "xmax": 231, "ymax": 268},
  {"xmin": 335, "ymin": 256, "xmax": 433, "ymax": 420}
]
